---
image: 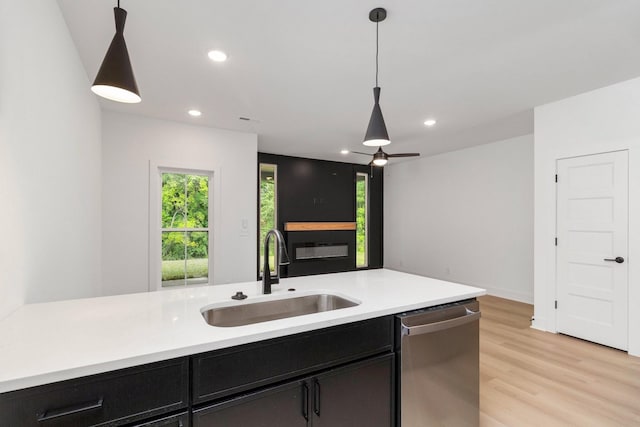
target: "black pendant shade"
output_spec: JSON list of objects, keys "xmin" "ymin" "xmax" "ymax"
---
[
  {"xmin": 91, "ymin": 7, "xmax": 141, "ymax": 103},
  {"xmin": 363, "ymin": 86, "xmax": 390, "ymax": 146}
]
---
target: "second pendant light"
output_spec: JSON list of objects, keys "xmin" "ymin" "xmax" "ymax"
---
[{"xmin": 363, "ymin": 8, "xmax": 390, "ymax": 147}]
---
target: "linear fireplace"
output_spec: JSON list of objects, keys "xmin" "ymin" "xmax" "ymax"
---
[
  {"xmin": 294, "ymin": 242, "xmax": 349, "ymax": 261},
  {"xmin": 284, "ymin": 223, "xmax": 356, "ymax": 277}
]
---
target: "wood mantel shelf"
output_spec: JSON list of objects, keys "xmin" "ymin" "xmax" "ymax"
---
[{"xmin": 284, "ymin": 222, "xmax": 357, "ymax": 232}]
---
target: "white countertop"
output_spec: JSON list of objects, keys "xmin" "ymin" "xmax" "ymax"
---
[{"xmin": 0, "ymin": 269, "xmax": 485, "ymax": 393}]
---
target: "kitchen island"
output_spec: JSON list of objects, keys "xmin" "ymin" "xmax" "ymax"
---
[{"xmin": 0, "ymin": 269, "xmax": 485, "ymax": 426}]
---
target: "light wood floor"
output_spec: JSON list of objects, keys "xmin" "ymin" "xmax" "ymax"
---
[{"xmin": 479, "ymin": 295, "xmax": 640, "ymax": 427}]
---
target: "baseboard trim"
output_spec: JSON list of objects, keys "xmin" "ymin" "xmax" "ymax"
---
[{"xmin": 484, "ymin": 287, "xmax": 533, "ymax": 305}]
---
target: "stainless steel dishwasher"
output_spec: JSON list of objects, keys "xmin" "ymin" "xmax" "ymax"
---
[{"xmin": 396, "ymin": 299, "xmax": 480, "ymax": 426}]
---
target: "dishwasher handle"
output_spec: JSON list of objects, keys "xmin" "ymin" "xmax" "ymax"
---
[{"xmin": 401, "ymin": 308, "xmax": 480, "ymax": 336}]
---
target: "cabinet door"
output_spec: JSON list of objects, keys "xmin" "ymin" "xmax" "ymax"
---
[
  {"xmin": 193, "ymin": 380, "xmax": 309, "ymax": 427},
  {"xmin": 311, "ymin": 353, "xmax": 393, "ymax": 427}
]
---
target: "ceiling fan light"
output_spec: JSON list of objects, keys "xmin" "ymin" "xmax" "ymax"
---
[
  {"xmin": 372, "ymin": 147, "xmax": 388, "ymax": 166},
  {"xmin": 92, "ymin": 7, "xmax": 141, "ymax": 104}
]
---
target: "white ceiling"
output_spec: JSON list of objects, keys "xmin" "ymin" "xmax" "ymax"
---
[{"xmin": 57, "ymin": 0, "xmax": 640, "ymax": 164}]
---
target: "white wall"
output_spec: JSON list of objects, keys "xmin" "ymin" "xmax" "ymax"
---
[
  {"xmin": 534, "ymin": 76, "xmax": 640, "ymax": 356},
  {"xmin": 0, "ymin": 0, "xmax": 102, "ymax": 318},
  {"xmin": 101, "ymin": 111, "xmax": 257, "ymax": 295},
  {"xmin": 384, "ymin": 135, "xmax": 534, "ymax": 303}
]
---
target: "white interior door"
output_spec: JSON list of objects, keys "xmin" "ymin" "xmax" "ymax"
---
[{"xmin": 556, "ymin": 151, "xmax": 628, "ymax": 350}]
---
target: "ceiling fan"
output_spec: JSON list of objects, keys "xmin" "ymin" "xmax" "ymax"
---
[{"xmin": 352, "ymin": 147, "xmax": 420, "ymax": 167}]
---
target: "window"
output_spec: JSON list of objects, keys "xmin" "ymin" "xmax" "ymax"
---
[
  {"xmin": 356, "ymin": 172, "xmax": 368, "ymax": 268},
  {"xmin": 259, "ymin": 164, "xmax": 277, "ymax": 277},
  {"xmin": 161, "ymin": 172, "xmax": 211, "ymax": 287}
]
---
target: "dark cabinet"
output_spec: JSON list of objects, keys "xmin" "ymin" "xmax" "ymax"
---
[
  {"xmin": 0, "ymin": 358, "xmax": 189, "ymax": 427},
  {"xmin": 0, "ymin": 315, "xmax": 395, "ymax": 427},
  {"xmin": 310, "ymin": 354, "xmax": 393, "ymax": 427},
  {"xmin": 192, "ymin": 316, "xmax": 393, "ymax": 404},
  {"xmin": 193, "ymin": 354, "xmax": 394, "ymax": 427}
]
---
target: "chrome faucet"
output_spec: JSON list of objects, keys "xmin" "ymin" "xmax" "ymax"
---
[{"xmin": 262, "ymin": 229, "xmax": 290, "ymax": 294}]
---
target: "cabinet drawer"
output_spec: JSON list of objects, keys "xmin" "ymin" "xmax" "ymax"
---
[
  {"xmin": 192, "ymin": 316, "xmax": 392, "ymax": 404},
  {"xmin": 0, "ymin": 358, "xmax": 189, "ymax": 427}
]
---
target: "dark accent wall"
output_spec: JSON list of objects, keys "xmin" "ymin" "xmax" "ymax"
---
[{"xmin": 258, "ymin": 153, "xmax": 383, "ymax": 278}]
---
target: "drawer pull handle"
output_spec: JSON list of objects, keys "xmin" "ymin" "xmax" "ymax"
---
[
  {"xmin": 313, "ymin": 379, "xmax": 321, "ymax": 416},
  {"xmin": 301, "ymin": 383, "xmax": 309, "ymax": 421},
  {"xmin": 37, "ymin": 397, "xmax": 104, "ymax": 422}
]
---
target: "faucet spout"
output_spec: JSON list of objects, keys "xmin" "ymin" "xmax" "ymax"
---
[{"xmin": 262, "ymin": 229, "xmax": 290, "ymax": 294}]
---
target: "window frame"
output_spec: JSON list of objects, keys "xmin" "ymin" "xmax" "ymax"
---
[
  {"xmin": 258, "ymin": 163, "xmax": 278, "ymax": 279},
  {"xmin": 356, "ymin": 172, "xmax": 369, "ymax": 268},
  {"xmin": 150, "ymin": 164, "xmax": 215, "ymax": 291}
]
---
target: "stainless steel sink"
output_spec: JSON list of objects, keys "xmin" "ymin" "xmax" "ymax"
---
[{"xmin": 201, "ymin": 293, "xmax": 360, "ymax": 327}]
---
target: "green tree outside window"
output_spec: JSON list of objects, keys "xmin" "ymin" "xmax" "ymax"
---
[{"xmin": 161, "ymin": 173, "xmax": 209, "ymax": 285}]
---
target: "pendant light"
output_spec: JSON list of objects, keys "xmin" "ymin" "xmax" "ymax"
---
[
  {"xmin": 363, "ymin": 8, "xmax": 390, "ymax": 147},
  {"xmin": 91, "ymin": 0, "xmax": 141, "ymax": 103}
]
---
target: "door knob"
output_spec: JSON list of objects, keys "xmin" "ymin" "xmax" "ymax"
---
[{"xmin": 604, "ymin": 257, "xmax": 625, "ymax": 264}]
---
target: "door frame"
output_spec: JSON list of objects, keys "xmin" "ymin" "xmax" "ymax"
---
[{"xmin": 553, "ymin": 149, "xmax": 629, "ymax": 347}]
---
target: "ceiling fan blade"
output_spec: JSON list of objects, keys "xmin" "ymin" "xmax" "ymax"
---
[
  {"xmin": 387, "ymin": 153, "xmax": 420, "ymax": 158},
  {"xmin": 351, "ymin": 151, "xmax": 374, "ymax": 156}
]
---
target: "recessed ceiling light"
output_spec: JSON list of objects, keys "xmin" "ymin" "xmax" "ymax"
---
[
  {"xmin": 424, "ymin": 119, "xmax": 437, "ymax": 127},
  {"xmin": 208, "ymin": 50, "xmax": 228, "ymax": 62},
  {"xmin": 341, "ymin": 149, "xmax": 349, "ymax": 155},
  {"xmin": 188, "ymin": 109, "xmax": 202, "ymax": 117}
]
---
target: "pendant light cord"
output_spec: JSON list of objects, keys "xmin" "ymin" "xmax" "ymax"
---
[{"xmin": 376, "ymin": 17, "xmax": 378, "ymax": 87}]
